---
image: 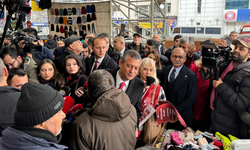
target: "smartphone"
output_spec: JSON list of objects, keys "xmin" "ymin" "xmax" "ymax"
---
[
  {"xmin": 121, "ymin": 24, "xmax": 126, "ymax": 33},
  {"xmin": 189, "ymin": 37, "xmax": 195, "ymax": 46}
]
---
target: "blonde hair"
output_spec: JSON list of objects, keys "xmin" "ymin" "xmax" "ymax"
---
[{"xmin": 138, "ymin": 58, "xmax": 159, "ymax": 84}]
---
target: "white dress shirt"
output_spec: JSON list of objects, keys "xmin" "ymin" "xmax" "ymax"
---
[
  {"xmin": 90, "ymin": 56, "xmax": 105, "ymax": 73},
  {"xmin": 168, "ymin": 65, "xmax": 183, "ymax": 82},
  {"xmin": 116, "ymin": 69, "xmax": 130, "ymax": 91}
]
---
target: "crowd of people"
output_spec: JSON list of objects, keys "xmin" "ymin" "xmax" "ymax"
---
[{"xmin": 0, "ymin": 27, "xmax": 250, "ymax": 150}]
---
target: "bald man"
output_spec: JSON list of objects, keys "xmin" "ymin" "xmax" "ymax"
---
[{"xmin": 161, "ymin": 48, "xmax": 197, "ymax": 129}]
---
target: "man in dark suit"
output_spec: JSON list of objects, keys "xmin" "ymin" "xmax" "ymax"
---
[
  {"xmin": 53, "ymin": 36, "xmax": 86, "ymax": 74},
  {"xmin": 161, "ymin": 48, "xmax": 197, "ymax": 128},
  {"xmin": 113, "ymin": 35, "xmax": 128, "ymax": 58},
  {"xmin": 107, "ymin": 50, "xmax": 144, "ymax": 127},
  {"xmin": 85, "ymin": 37, "xmax": 118, "ymax": 76}
]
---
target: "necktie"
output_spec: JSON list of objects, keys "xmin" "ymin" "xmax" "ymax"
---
[
  {"xmin": 118, "ymin": 82, "xmax": 125, "ymax": 90},
  {"xmin": 170, "ymin": 69, "xmax": 176, "ymax": 83},
  {"xmin": 92, "ymin": 60, "xmax": 98, "ymax": 71}
]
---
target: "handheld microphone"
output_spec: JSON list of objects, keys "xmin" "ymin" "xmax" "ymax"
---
[
  {"xmin": 62, "ymin": 96, "xmax": 75, "ymax": 114},
  {"xmin": 146, "ymin": 76, "xmax": 155, "ymax": 86},
  {"xmin": 68, "ymin": 104, "xmax": 83, "ymax": 118}
]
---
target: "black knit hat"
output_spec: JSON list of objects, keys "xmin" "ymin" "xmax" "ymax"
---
[
  {"xmin": 63, "ymin": 8, "xmax": 68, "ymax": 16},
  {"xmin": 14, "ymin": 82, "xmax": 64, "ymax": 127},
  {"xmin": 72, "ymin": 7, "xmax": 76, "ymax": 15},
  {"xmin": 51, "ymin": 24, "xmax": 54, "ymax": 31}
]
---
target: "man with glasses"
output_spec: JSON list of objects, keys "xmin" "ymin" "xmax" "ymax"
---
[
  {"xmin": 1, "ymin": 47, "xmax": 39, "ymax": 83},
  {"xmin": 160, "ymin": 47, "xmax": 197, "ymax": 129}
]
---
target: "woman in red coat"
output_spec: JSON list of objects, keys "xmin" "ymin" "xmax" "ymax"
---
[{"xmin": 184, "ymin": 48, "xmax": 210, "ymax": 131}]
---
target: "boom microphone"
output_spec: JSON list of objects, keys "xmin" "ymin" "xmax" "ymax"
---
[{"xmin": 62, "ymin": 96, "xmax": 75, "ymax": 114}]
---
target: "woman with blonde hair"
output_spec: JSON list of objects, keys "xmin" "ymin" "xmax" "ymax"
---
[{"xmin": 136, "ymin": 58, "xmax": 166, "ymax": 143}]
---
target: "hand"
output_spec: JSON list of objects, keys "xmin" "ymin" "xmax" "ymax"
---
[
  {"xmin": 75, "ymin": 87, "xmax": 84, "ymax": 97},
  {"xmin": 187, "ymin": 44, "xmax": 196, "ymax": 58},
  {"xmin": 210, "ymin": 38, "xmax": 227, "ymax": 47},
  {"xmin": 169, "ymin": 115, "xmax": 178, "ymax": 123},
  {"xmin": 38, "ymin": 40, "xmax": 44, "ymax": 46},
  {"xmin": 213, "ymin": 78, "xmax": 223, "ymax": 88},
  {"xmin": 26, "ymin": 52, "xmax": 32, "ymax": 58}
]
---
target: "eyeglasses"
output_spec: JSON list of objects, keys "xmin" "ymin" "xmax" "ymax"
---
[
  {"xmin": 172, "ymin": 55, "xmax": 184, "ymax": 60},
  {"xmin": 145, "ymin": 46, "xmax": 152, "ymax": 51},
  {"xmin": 7, "ymin": 59, "xmax": 16, "ymax": 68}
]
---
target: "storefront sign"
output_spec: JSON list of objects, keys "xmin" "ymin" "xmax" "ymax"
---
[
  {"xmin": 237, "ymin": 9, "xmax": 250, "ymax": 22},
  {"xmin": 223, "ymin": 9, "xmax": 238, "ymax": 22}
]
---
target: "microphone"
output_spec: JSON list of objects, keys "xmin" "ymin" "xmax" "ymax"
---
[
  {"xmin": 146, "ymin": 76, "xmax": 155, "ymax": 86},
  {"xmin": 84, "ymin": 82, "xmax": 88, "ymax": 89},
  {"xmin": 68, "ymin": 104, "xmax": 83, "ymax": 119},
  {"xmin": 62, "ymin": 96, "xmax": 75, "ymax": 114}
]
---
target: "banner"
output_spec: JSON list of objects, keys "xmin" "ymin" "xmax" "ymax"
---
[{"xmin": 139, "ymin": 23, "xmax": 163, "ymax": 28}]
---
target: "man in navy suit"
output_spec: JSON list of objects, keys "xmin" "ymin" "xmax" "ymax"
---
[
  {"xmin": 161, "ymin": 48, "xmax": 197, "ymax": 128},
  {"xmin": 85, "ymin": 37, "xmax": 118, "ymax": 76},
  {"xmin": 107, "ymin": 50, "xmax": 144, "ymax": 127}
]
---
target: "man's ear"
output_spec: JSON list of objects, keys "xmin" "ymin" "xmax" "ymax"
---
[
  {"xmin": 118, "ymin": 59, "xmax": 122, "ymax": 68},
  {"xmin": 3, "ymin": 67, "xmax": 8, "ymax": 77},
  {"xmin": 34, "ymin": 122, "xmax": 46, "ymax": 130},
  {"xmin": 17, "ymin": 55, "xmax": 22, "ymax": 62}
]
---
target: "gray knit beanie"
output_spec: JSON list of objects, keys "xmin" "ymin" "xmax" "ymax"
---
[{"xmin": 14, "ymin": 82, "xmax": 64, "ymax": 127}]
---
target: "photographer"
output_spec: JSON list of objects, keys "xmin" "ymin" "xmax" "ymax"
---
[
  {"xmin": 19, "ymin": 28, "xmax": 54, "ymax": 61},
  {"xmin": 211, "ymin": 38, "xmax": 250, "ymax": 138},
  {"xmin": 1, "ymin": 47, "xmax": 39, "ymax": 83}
]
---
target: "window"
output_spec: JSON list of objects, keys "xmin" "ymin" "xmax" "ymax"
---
[
  {"xmin": 173, "ymin": 28, "xmax": 180, "ymax": 33},
  {"xmin": 167, "ymin": 3, "xmax": 171, "ymax": 13},
  {"xmin": 181, "ymin": 28, "xmax": 195, "ymax": 33},
  {"xmin": 137, "ymin": 5, "xmax": 149, "ymax": 16},
  {"xmin": 197, "ymin": 28, "xmax": 204, "ymax": 34},
  {"xmin": 225, "ymin": 0, "xmax": 249, "ymax": 9},
  {"xmin": 241, "ymin": 27, "xmax": 250, "ymax": 32},
  {"xmin": 205, "ymin": 28, "xmax": 221, "ymax": 34},
  {"xmin": 197, "ymin": 0, "xmax": 201, "ymax": 14}
]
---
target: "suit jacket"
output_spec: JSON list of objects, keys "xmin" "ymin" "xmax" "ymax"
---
[
  {"xmin": 107, "ymin": 68, "xmax": 144, "ymax": 127},
  {"xmin": 85, "ymin": 54, "xmax": 119, "ymax": 76},
  {"xmin": 160, "ymin": 65, "xmax": 198, "ymax": 126},
  {"xmin": 54, "ymin": 50, "xmax": 86, "ymax": 74}
]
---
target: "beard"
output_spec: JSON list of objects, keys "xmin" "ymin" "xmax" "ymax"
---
[{"xmin": 232, "ymin": 52, "xmax": 248, "ymax": 64}]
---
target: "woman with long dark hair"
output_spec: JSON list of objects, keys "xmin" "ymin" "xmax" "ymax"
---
[{"xmin": 63, "ymin": 55, "xmax": 87, "ymax": 104}]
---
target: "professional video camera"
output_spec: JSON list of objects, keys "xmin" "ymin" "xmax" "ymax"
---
[
  {"xmin": 200, "ymin": 40, "xmax": 232, "ymax": 70},
  {"xmin": 11, "ymin": 31, "xmax": 42, "ymax": 58},
  {"xmin": 3, "ymin": 0, "xmax": 31, "ymax": 14}
]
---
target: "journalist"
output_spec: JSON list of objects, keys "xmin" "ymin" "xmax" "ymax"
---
[{"xmin": 211, "ymin": 38, "xmax": 250, "ymax": 137}]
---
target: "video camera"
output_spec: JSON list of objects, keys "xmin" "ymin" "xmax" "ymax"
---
[
  {"xmin": 200, "ymin": 40, "xmax": 232, "ymax": 70},
  {"xmin": 3, "ymin": 0, "xmax": 31, "ymax": 15},
  {"xmin": 11, "ymin": 31, "xmax": 42, "ymax": 56}
]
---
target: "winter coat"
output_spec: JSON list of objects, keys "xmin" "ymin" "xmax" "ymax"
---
[
  {"xmin": 85, "ymin": 54, "xmax": 119, "ymax": 76},
  {"xmin": 23, "ymin": 56, "xmax": 39, "ymax": 83},
  {"xmin": 126, "ymin": 42, "xmax": 145, "ymax": 58},
  {"xmin": 0, "ymin": 86, "xmax": 20, "ymax": 136},
  {"xmin": 0, "ymin": 127, "xmax": 67, "ymax": 150},
  {"xmin": 70, "ymin": 88, "xmax": 137, "ymax": 150},
  {"xmin": 36, "ymin": 46, "xmax": 54, "ymax": 61},
  {"xmin": 184, "ymin": 57, "xmax": 210, "ymax": 121},
  {"xmin": 212, "ymin": 60, "xmax": 250, "ymax": 137},
  {"xmin": 44, "ymin": 39, "xmax": 57, "ymax": 50}
]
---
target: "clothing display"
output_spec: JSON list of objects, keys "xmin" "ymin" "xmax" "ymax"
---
[{"xmin": 49, "ymin": 4, "xmax": 98, "ymax": 35}]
